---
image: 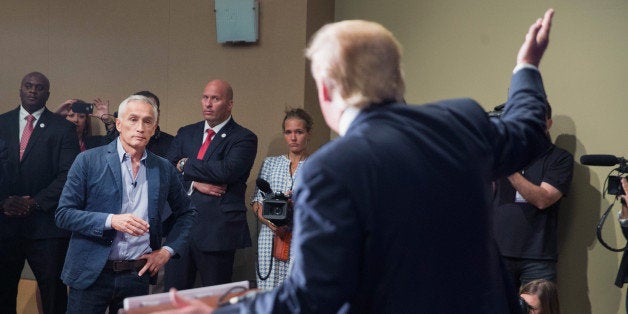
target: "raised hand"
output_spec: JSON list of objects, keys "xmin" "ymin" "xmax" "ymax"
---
[
  {"xmin": 517, "ymin": 9, "xmax": 554, "ymax": 67},
  {"xmin": 55, "ymin": 99, "xmax": 76, "ymax": 116}
]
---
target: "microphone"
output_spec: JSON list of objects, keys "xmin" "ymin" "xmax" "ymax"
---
[
  {"xmin": 255, "ymin": 178, "xmax": 273, "ymax": 195},
  {"xmin": 580, "ymin": 154, "xmax": 627, "ymax": 166},
  {"xmin": 132, "ymin": 181, "xmax": 137, "ymax": 188}
]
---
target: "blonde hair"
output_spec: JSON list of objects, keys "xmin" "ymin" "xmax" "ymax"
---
[{"xmin": 305, "ymin": 20, "xmax": 405, "ymax": 109}]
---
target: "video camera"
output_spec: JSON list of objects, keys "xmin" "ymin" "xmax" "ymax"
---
[
  {"xmin": 580, "ymin": 154, "xmax": 628, "ymax": 195},
  {"xmin": 255, "ymin": 178, "xmax": 293, "ymax": 226},
  {"xmin": 581, "ymin": 154, "xmax": 628, "ymax": 252}
]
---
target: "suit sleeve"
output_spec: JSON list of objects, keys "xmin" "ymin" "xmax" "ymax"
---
[
  {"xmin": 183, "ymin": 130, "xmax": 258, "ymax": 184},
  {"xmin": 0, "ymin": 139, "xmax": 8, "ymax": 198},
  {"xmin": 489, "ymin": 68, "xmax": 551, "ymax": 179},
  {"xmin": 55, "ymin": 153, "xmax": 110, "ymax": 238},
  {"xmin": 166, "ymin": 127, "xmax": 185, "ymax": 166},
  {"xmin": 35, "ymin": 121, "xmax": 80, "ymax": 212}
]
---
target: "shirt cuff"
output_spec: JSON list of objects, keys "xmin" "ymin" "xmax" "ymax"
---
[
  {"xmin": 617, "ymin": 210, "xmax": 628, "ymax": 227},
  {"xmin": 105, "ymin": 214, "xmax": 113, "ymax": 229},
  {"xmin": 162, "ymin": 246, "xmax": 174, "ymax": 256},
  {"xmin": 187, "ymin": 181, "xmax": 195, "ymax": 196},
  {"xmin": 513, "ymin": 63, "xmax": 539, "ymax": 74}
]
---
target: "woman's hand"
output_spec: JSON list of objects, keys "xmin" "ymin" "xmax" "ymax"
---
[
  {"xmin": 92, "ymin": 97, "xmax": 110, "ymax": 119},
  {"xmin": 55, "ymin": 99, "xmax": 76, "ymax": 116},
  {"xmin": 620, "ymin": 178, "xmax": 628, "ymax": 218},
  {"xmin": 253, "ymin": 202, "xmax": 281, "ymax": 232}
]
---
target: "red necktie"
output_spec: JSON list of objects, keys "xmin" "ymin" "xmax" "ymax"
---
[
  {"xmin": 20, "ymin": 115, "xmax": 35, "ymax": 160},
  {"xmin": 196, "ymin": 129, "xmax": 216, "ymax": 160}
]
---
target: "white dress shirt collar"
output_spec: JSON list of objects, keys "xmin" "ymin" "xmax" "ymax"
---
[
  {"xmin": 204, "ymin": 116, "xmax": 231, "ymax": 135},
  {"xmin": 338, "ymin": 106, "xmax": 361, "ymax": 136}
]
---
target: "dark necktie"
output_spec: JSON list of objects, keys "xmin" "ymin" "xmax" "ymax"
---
[
  {"xmin": 196, "ymin": 129, "xmax": 216, "ymax": 160},
  {"xmin": 20, "ymin": 115, "xmax": 35, "ymax": 160}
]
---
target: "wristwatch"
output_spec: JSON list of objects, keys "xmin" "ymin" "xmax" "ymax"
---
[{"xmin": 177, "ymin": 158, "xmax": 187, "ymax": 172}]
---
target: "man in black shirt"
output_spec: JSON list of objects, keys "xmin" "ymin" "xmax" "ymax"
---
[{"xmin": 493, "ymin": 102, "xmax": 574, "ymax": 290}]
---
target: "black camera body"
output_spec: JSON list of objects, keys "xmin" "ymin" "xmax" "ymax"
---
[
  {"xmin": 608, "ymin": 176, "xmax": 626, "ymax": 196},
  {"xmin": 256, "ymin": 178, "xmax": 293, "ymax": 226},
  {"xmin": 72, "ymin": 101, "xmax": 94, "ymax": 114},
  {"xmin": 580, "ymin": 154, "xmax": 628, "ymax": 196},
  {"xmin": 262, "ymin": 192, "xmax": 293, "ymax": 226}
]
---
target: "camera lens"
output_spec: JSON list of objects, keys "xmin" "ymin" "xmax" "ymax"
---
[{"xmin": 272, "ymin": 206, "xmax": 282, "ymax": 215}]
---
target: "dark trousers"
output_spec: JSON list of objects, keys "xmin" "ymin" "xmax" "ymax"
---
[
  {"xmin": 0, "ymin": 237, "xmax": 69, "ymax": 314},
  {"xmin": 67, "ymin": 269, "xmax": 150, "ymax": 314},
  {"xmin": 503, "ymin": 256, "xmax": 557, "ymax": 291},
  {"xmin": 164, "ymin": 245, "xmax": 236, "ymax": 290}
]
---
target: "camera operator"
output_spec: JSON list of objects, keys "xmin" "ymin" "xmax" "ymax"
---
[
  {"xmin": 250, "ymin": 108, "xmax": 312, "ymax": 290},
  {"xmin": 493, "ymin": 102, "xmax": 574, "ymax": 290},
  {"xmin": 614, "ymin": 178, "xmax": 628, "ymax": 313}
]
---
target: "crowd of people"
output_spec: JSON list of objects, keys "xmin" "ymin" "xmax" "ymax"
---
[{"xmin": 0, "ymin": 7, "xmax": 609, "ymax": 314}]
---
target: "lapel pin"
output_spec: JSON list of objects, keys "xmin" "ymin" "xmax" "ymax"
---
[
  {"xmin": 39, "ymin": 123, "xmax": 45, "ymax": 128},
  {"xmin": 221, "ymin": 133, "xmax": 226, "ymax": 138}
]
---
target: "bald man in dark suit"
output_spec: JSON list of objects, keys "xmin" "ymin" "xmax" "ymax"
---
[{"xmin": 164, "ymin": 79, "xmax": 257, "ymax": 290}]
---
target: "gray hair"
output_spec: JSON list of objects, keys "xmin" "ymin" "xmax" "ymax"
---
[{"xmin": 117, "ymin": 95, "xmax": 158, "ymax": 120}]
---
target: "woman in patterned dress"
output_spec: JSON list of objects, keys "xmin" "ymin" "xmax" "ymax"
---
[{"xmin": 251, "ymin": 108, "xmax": 313, "ymax": 290}]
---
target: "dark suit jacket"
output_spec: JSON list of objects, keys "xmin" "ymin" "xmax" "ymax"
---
[
  {"xmin": 219, "ymin": 68, "xmax": 550, "ymax": 313},
  {"xmin": 0, "ymin": 107, "xmax": 79, "ymax": 239},
  {"xmin": 55, "ymin": 140, "xmax": 197, "ymax": 289},
  {"xmin": 0, "ymin": 138, "xmax": 8, "ymax": 198},
  {"xmin": 168, "ymin": 118, "xmax": 257, "ymax": 251},
  {"xmin": 147, "ymin": 127, "xmax": 174, "ymax": 158}
]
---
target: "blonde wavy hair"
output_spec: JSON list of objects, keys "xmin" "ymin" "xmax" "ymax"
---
[{"xmin": 305, "ymin": 20, "xmax": 405, "ymax": 109}]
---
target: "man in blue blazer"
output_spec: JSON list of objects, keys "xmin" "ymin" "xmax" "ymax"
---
[
  {"xmin": 212, "ymin": 9, "xmax": 557, "ymax": 314},
  {"xmin": 55, "ymin": 95, "xmax": 196, "ymax": 314},
  {"xmin": 164, "ymin": 79, "xmax": 257, "ymax": 290},
  {"xmin": 0, "ymin": 72, "xmax": 80, "ymax": 314}
]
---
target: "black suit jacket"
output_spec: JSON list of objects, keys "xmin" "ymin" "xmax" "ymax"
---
[
  {"xmin": 0, "ymin": 107, "xmax": 80, "ymax": 239},
  {"xmin": 0, "ymin": 138, "xmax": 8, "ymax": 200},
  {"xmin": 219, "ymin": 68, "xmax": 550, "ymax": 313},
  {"xmin": 168, "ymin": 118, "xmax": 257, "ymax": 251}
]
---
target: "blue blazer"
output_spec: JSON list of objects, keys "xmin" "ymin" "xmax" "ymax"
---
[
  {"xmin": 55, "ymin": 140, "xmax": 196, "ymax": 290},
  {"xmin": 0, "ymin": 107, "xmax": 79, "ymax": 239},
  {"xmin": 167, "ymin": 118, "xmax": 257, "ymax": 251},
  {"xmin": 222, "ymin": 69, "xmax": 551, "ymax": 313}
]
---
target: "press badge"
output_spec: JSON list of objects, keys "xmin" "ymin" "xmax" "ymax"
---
[{"xmin": 515, "ymin": 191, "xmax": 528, "ymax": 203}]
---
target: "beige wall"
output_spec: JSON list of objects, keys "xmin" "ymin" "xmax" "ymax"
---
[
  {"xmin": 336, "ymin": 1, "xmax": 628, "ymax": 313},
  {"xmin": 0, "ymin": 0, "xmax": 333, "ymax": 284}
]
